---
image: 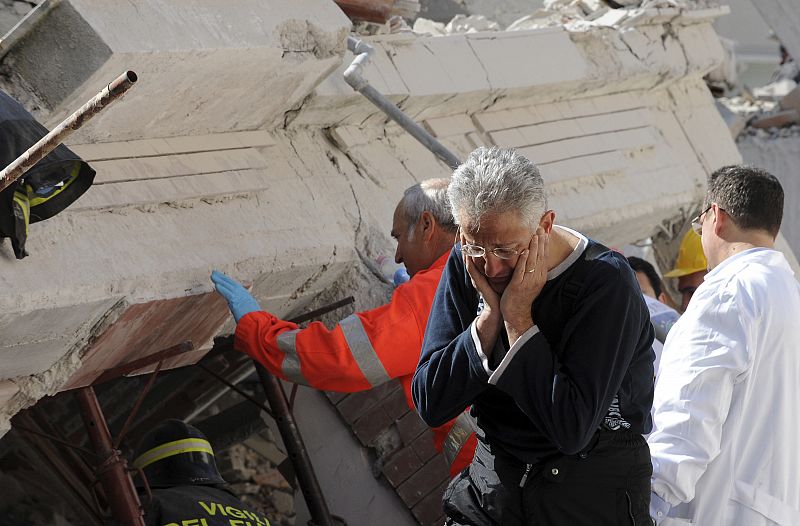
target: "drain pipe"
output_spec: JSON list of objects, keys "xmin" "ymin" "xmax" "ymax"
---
[{"xmin": 344, "ymin": 36, "xmax": 462, "ymax": 170}]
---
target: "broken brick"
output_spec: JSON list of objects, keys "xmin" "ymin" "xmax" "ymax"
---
[
  {"xmin": 352, "ymin": 403, "xmax": 392, "ymax": 445},
  {"xmin": 396, "ymin": 409, "xmax": 428, "ymax": 445},
  {"xmin": 382, "ymin": 445, "xmax": 424, "ymax": 487},
  {"xmin": 397, "ymin": 455, "xmax": 449, "ymax": 508}
]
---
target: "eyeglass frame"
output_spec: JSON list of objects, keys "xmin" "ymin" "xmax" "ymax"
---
[
  {"xmin": 691, "ymin": 203, "xmax": 724, "ymax": 235},
  {"xmin": 460, "ymin": 240, "xmax": 530, "ymax": 260}
]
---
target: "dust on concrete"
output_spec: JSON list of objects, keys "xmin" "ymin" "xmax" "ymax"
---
[{"xmin": 277, "ymin": 19, "xmax": 349, "ymax": 59}]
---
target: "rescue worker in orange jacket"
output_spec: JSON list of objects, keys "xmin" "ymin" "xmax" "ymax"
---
[{"xmin": 211, "ymin": 178, "xmax": 477, "ymax": 477}]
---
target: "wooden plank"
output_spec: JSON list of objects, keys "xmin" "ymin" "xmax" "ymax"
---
[{"xmin": 61, "ymin": 292, "xmax": 230, "ymax": 390}]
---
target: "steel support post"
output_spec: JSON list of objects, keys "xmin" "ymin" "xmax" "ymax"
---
[
  {"xmin": 75, "ymin": 386, "xmax": 145, "ymax": 526},
  {"xmin": 255, "ymin": 364, "xmax": 336, "ymax": 526}
]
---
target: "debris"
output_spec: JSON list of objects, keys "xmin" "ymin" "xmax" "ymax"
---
[
  {"xmin": 411, "ymin": 14, "xmax": 499, "ymax": 35},
  {"xmin": 715, "ymin": 101, "xmax": 748, "ymax": 139},
  {"xmin": 750, "ymin": 109, "xmax": 800, "ymax": 129},
  {"xmin": 445, "ymin": 14, "xmax": 500, "ymax": 34},
  {"xmin": 505, "ymin": 0, "xmax": 724, "ymax": 32},
  {"xmin": 752, "ymin": 78, "xmax": 797, "ymax": 101},
  {"xmin": 780, "ymin": 86, "xmax": 800, "ymax": 112},
  {"xmin": 705, "ymin": 37, "xmax": 738, "ymax": 96},
  {"xmin": 412, "ymin": 17, "xmax": 446, "ymax": 36}
]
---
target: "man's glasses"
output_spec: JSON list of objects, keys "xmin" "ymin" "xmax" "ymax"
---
[
  {"xmin": 691, "ymin": 204, "xmax": 714, "ymax": 235},
  {"xmin": 461, "ymin": 243, "xmax": 523, "ymax": 260}
]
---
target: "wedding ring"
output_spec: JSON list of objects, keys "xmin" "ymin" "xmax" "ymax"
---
[{"xmin": 526, "ymin": 267, "xmax": 536, "ymax": 273}]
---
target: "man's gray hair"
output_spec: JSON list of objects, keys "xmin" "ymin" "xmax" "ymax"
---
[
  {"xmin": 448, "ymin": 147, "xmax": 547, "ymax": 231},
  {"xmin": 401, "ymin": 178, "xmax": 457, "ymax": 236}
]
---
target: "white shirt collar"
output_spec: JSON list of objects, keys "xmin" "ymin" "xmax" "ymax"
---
[{"xmin": 547, "ymin": 225, "xmax": 588, "ymax": 281}]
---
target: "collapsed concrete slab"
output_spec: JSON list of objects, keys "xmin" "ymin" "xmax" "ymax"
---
[
  {"xmin": 2, "ymin": 0, "xmax": 350, "ymax": 140},
  {"xmin": 0, "ymin": 0, "xmax": 354, "ymax": 435},
  {"xmin": 0, "ymin": 1, "xmax": 754, "ymax": 524},
  {"xmin": 0, "ymin": 0, "xmax": 741, "ymax": 435},
  {"xmin": 299, "ymin": 6, "xmax": 738, "ymax": 247}
]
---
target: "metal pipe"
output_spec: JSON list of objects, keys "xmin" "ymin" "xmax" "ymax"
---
[
  {"xmin": 344, "ymin": 36, "xmax": 462, "ymax": 170},
  {"xmin": 15, "ymin": 411, "xmax": 105, "ymax": 526},
  {"xmin": 91, "ymin": 340, "xmax": 193, "ymax": 386},
  {"xmin": 197, "ymin": 362, "xmax": 275, "ymax": 419},
  {"xmin": 114, "ymin": 359, "xmax": 165, "ymax": 449},
  {"xmin": 76, "ymin": 387, "xmax": 145, "ymax": 526},
  {"xmin": 255, "ymin": 364, "xmax": 335, "ymax": 526},
  {"xmin": 188, "ymin": 296, "xmax": 354, "ymax": 421},
  {"xmin": 15, "ymin": 424, "xmax": 100, "ymax": 459},
  {"xmin": 0, "ymin": 70, "xmax": 138, "ymax": 193}
]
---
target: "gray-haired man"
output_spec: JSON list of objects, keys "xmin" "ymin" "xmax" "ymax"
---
[{"xmin": 412, "ymin": 147, "xmax": 655, "ymax": 525}]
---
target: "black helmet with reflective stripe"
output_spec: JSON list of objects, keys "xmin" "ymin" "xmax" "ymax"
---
[{"xmin": 132, "ymin": 419, "xmax": 225, "ymax": 488}]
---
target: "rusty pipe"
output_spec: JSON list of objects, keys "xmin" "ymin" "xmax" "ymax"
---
[
  {"xmin": 76, "ymin": 386, "xmax": 145, "ymax": 526},
  {"xmin": 0, "ymin": 70, "xmax": 137, "ymax": 193}
]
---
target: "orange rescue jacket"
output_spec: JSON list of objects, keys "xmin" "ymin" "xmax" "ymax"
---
[{"xmin": 235, "ymin": 252, "xmax": 476, "ymax": 477}]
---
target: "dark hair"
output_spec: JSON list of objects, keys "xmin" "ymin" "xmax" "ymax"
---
[
  {"xmin": 627, "ymin": 256, "xmax": 662, "ymax": 298},
  {"xmin": 707, "ymin": 165, "xmax": 784, "ymax": 237}
]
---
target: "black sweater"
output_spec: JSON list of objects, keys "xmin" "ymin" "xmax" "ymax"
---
[{"xmin": 412, "ymin": 238, "xmax": 655, "ymax": 464}]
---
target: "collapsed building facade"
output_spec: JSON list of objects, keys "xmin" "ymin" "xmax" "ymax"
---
[
  {"xmin": 711, "ymin": 0, "xmax": 800, "ymax": 261},
  {"xmin": 0, "ymin": 1, "xmax": 792, "ymax": 525}
]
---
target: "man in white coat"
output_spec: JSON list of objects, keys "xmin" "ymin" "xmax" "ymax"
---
[{"xmin": 648, "ymin": 165, "xmax": 800, "ymax": 525}]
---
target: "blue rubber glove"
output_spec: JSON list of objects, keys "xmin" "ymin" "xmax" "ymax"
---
[{"xmin": 210, "ymin": 270, "xmax": 262, "ymax": 323}]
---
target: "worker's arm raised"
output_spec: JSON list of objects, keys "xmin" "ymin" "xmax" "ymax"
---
[{"xmin": 212, "ymin": 271, "xmax": 426, "ymax": 392}]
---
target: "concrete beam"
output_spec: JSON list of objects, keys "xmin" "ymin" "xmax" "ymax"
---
[
  {"xmin": 0, "ymin": 3, "xmax": 743, "ymax": 438},
  {"xmin": 2, "ymin": 0, "xmax": 351, "ymax": 141},
  {"xmin": 295, "ymin": 8, "xmax": 727, "ymax": 127}
]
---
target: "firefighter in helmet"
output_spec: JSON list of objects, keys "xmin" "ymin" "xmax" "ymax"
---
[{"xmin": 133, "ymin": 419, "xmax": 271, "ymax": 526}]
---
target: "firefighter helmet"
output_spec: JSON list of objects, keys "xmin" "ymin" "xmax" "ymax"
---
[
  {"xmin": 663, "ymin": 229, "xmax": 707, "ymax": 278},
  {"xmin": 132, "ymin": 419, "xmax": 225, "ymax": 489}
]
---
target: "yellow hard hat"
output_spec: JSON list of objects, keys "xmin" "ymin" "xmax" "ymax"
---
[{"xmin": 664, "ymin": 229, "xmax": 707, "ymax": 278}]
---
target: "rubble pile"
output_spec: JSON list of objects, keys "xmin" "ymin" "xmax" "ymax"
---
[
  {"xmin": 412, "ymin": 14, "xmax": 499, "ymax": 36},
  {"xmin": 217, "ymin": 442, "xmax": 297, "ymax": 526},
  {"xmin": 717, "ymin": 64, "xmax": 800, "ymax": 139},
  {"xmin": 510, "ymin": 0, "xmax": 723, "ymax": 31},
  {"xmin": 412, "ymin": 0, "xmax": 723, "ymax": 35}
]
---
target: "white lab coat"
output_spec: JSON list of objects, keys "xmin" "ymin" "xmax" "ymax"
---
[{"xmin": 648, "ymin": 248, "xmax": 800, "ymax": 525}]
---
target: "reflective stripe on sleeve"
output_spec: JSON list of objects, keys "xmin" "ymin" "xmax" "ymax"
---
[
  {"xmin": 277, "ymin": 329, "xmax": 310, "ymax": 385},
  {"xmin": 443, "ymin": 412, "xmax": 477, "ymax": 467},
  {"xmin": 339, "ymin": 314, "xmax": 391, "ymax": 387},
  {"xmin": 133, "ymin": 438, "xmax": 214, "ymax": 470}
]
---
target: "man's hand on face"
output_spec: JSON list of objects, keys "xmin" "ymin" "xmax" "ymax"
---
[
  {"xmin": 501, "ymin": 227, "xmax": 548, "ymax": 345},
  {"xmin": 463, "ymin": 234, "xmax": 503, "ymax": 354}
]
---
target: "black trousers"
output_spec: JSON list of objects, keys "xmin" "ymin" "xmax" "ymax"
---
[{"xmin": 443, "ymin": 430, "xmax": 653, "ymax": 526}]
